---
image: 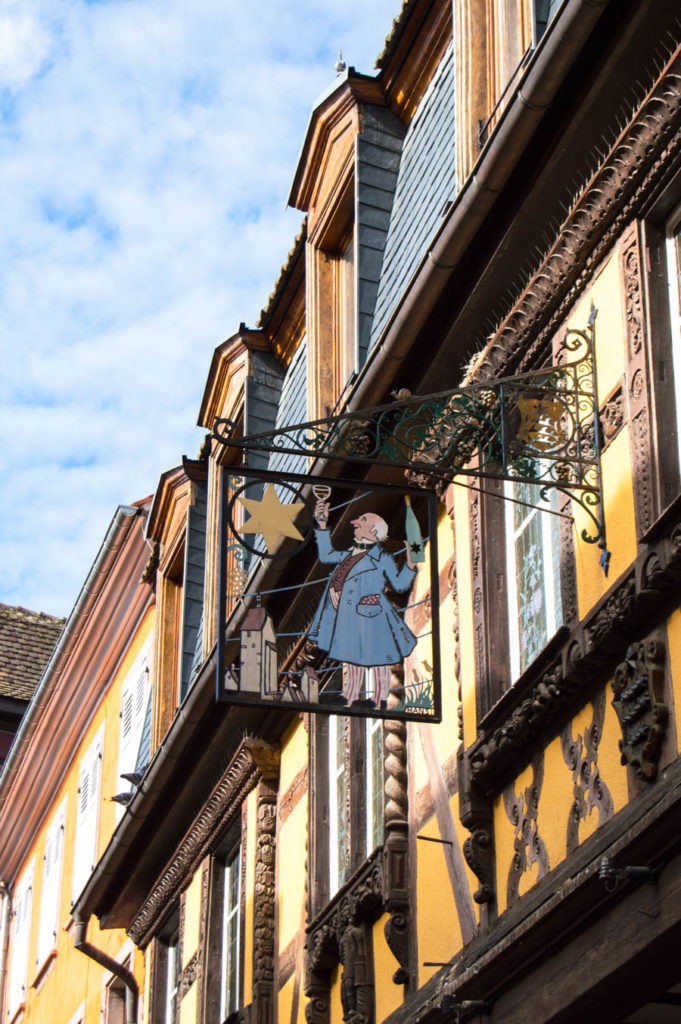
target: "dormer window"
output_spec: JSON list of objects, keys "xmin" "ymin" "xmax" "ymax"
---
[
  {"xmin": 331, "ymin": 226, "xmax": 357, "ymax": 409},
  {"xmin": 310, "ymin": 171, "xmax": 357, "ymax": 418}
]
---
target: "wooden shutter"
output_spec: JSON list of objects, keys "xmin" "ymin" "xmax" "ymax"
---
[
  {"xmin": 117, "ymin": 646, "xmax": 150, "ymax": 792},
  {"xmin": 9, "ymin": 863, "xmax": 34, "ymax": 1015},
  {"xmin": 73, "ymin": 727, "xmax": 104, "ymax": 902},
  {"xmin": 37, "ymin": 803, "xmax": 65, "ymax": 966}
]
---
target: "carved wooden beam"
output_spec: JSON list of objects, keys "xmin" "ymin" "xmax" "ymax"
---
[
  {"xmin": 129, "ymin": 738, "xmax": 280, "ymax": 947},
  {"xmin": 465, "ymin": 511, "xmax": 681, "ymax": 796}
]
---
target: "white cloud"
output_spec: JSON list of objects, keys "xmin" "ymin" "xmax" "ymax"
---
[
  {"xmin": 0, "ymin": 6, "xmax": 52, "ymax": 87},
  {"xmin": 0, "ymin": 0, "xmax": 400, "ymax": 616}
]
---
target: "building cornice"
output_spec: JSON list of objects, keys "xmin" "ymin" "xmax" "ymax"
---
[{"xmin": 127, "ymin": 738, "xmax": 279, "ymax": 947}]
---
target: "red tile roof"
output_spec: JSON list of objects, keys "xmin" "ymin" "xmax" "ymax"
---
[{"xmin": 0, "ymin": 603, "xmax": 65, "ymax": 702}]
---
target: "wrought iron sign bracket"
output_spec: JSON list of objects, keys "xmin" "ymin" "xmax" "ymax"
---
[{"xmin": 214, "ymin": 304, "xmax": 610, "ymax": 574}]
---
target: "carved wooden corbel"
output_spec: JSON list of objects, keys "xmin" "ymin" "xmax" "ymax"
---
[
  {"xmin": 457, "ymin": 747, "xmax": 495, "ymax": 914},
  {"xmin": 612, "ymin": 638, "xmax": 668, "ymax": 782},
  {"xmin": 462, "ymin": 829, "xmax": 494, "ymax": 905}
]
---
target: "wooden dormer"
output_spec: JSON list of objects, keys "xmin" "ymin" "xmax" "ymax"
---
[
  {"xmin": 288, "ymin": 71, "xmax": 386, "ymax": 233},
  {"xmin": 198, "ymin": 326, "xmax": 269, "ymax": 442},
  {"xmin": 146, "ymin": 464, "xmax": 207, "ymax": 747},
  {"xmin": 288, "ymin": 70, "xmax": 405, "ymax": 419}
]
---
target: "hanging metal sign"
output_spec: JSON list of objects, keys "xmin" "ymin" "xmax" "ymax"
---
[
  {"xmin": 216, "ymin": 468, "xmax": 442, "ymax": 722},
  {"xmin": 213, "ymin": 305, "xmax": 609, "ymax": 572}
]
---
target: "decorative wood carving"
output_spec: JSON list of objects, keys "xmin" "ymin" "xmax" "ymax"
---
[
  {"xmin": 128, "ymin": 738, "xmax": 280, "ymax": 947},
  {"xmin": 339, "ymin": 915, "xmax": 375, "ymax": 1024},
  {"xmin": 383, "ymin": 667, "xmax": 411, "ymax": 986},
  {"xmin": 279, "ymin": 764, "xmax": 309, "ymax": 824},
  {"xmin": 557, "ymin": 491, "xmax": 578, "ymax": 628},
  {"xmin": 193, "ymin": 858, "xmax": 209, "ymax": 1009},
  {"xmin": 304, "ymin": 986, "xmax": 330, "ymax": 1024},
  {"xmin": 253, "ymin": 780, "xmax": 277, "ymax": 1024},
  {"xmin": 468, "ymin": 508, "xmax": 681, "ymax": 795},
  {"xmin": 503, "ymin": 755, "xmax": 549, "ymax": 906},
  {"xmin": 612, "ymin": 638, "xmax": 668, "ymax": 782},
  {"xmin": 462, "ymin": 828, "xmax": 494, "ymax": 905},
  {"xmin": 180, "ymin": 949, "xmax": 199, "ymax": 999},
  {"xmin": 472, "ymin": 51, "xmax": 681, "ymax": 383},
  {"xmin": 560, "ymin": 689, "xmax": 614, "ymax": 854},
  {"xmin": 600, "ymin": 383, "xmax": 624, "ymax": 450},
  {"xmin": 139, "ymin": 539, "xmax": 160, "ymax": 587},
  {"xmin": 620, "ymin": 225, "xmax": 655, "ymax": 535},
  {"xmin": 469, "ymin": 492, "xmax": 485, "ymax": 701},
  {"xmin": 305, "ymin": 854, "xmax": 383, "ymax": 1022}
]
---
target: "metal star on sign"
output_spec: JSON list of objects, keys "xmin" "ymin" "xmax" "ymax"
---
[{"xmin": 238, "ymin": 484, "xmax": 305, "ymax": 554}]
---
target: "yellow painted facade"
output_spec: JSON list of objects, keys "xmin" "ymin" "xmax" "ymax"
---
[
  {"xmin": 2, "ymin": 558, "xmax": 152, "ymax": 1024},
  {"xmin": 4, "ymin": 4, "xmax": 681, "ymax": 1024}
]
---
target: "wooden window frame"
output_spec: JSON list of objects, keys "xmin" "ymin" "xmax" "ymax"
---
[
  {"xmin": 149, "ymin": 906, "xmax": 180, "ymax": 1024},
  {"xmin": 203, "ymin": 821, "xmax": 245, "ymax": 1024},
  {"xmin": 631, "ymin": 162, "xmax": 681, "ymax": 537},
  {"xmin": 469, "ymin": 380, "xmax": 577, "ymax": 725},
  {"xmin": 308, "ymin": 168, "xmax": 357, "ymax": 420},
  {"xmin": 310, "ymin": 713, "xmax": 384, "ymax": 916}
]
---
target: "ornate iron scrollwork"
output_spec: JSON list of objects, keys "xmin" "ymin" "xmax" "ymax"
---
[{"xmin": 214, "ymin": 306, "xmax": 609, "ymax": 572}]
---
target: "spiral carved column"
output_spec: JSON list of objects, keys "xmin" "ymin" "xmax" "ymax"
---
[{"xmin": 383, "ymin": 664, "xmax": 411, "ymax": 986}]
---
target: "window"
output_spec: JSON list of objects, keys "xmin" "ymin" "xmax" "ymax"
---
[
  {"xmin": 666, "ymin": 210, "xmax": 681, "ymax": 472},
  {"xmin": 505, "ymin": 478, "xmax": 563, "ymax": 678},
  {"xmin": 116, "ymin": 644, "xmax": 150, "ymax": 815},
  {"xmin": 164, "ymin": 933, "xmax": 179, "ymax": 1024},
  {"xmin": 203, "ymin": 836, "xmax": 244, "ymax": 1022},
  {"xmin": 149, "ymin": 905, "xmax": 180, "ymax": 1024},
  {"xmin": 73, "ymin": 725, "xmax": 104, "ymax": 902},
  {"xmin": 311, "ymin": 713, "xmax": 386, "ymax": 911},
  {"xmin": 365, "ymin": 717, "xmax": 384, "ymax": 856},
  {"xmin": 220, "ymin": 847, "xmax": 242, "ymax": 1021},
  {"xmin": 104, "ymin": 973, "xmax": 127, "ymax": 1024},
  {"xmin": 337, "ymin": 231, "xmax": 356, "ymax": 398},
  {"xmin": 36, "ymin": 801, "xmax": 65, "ymax": 968},
  {"xmin": 8, "ymin": 862, "xmax": 34, "ymax": 1017},
  {"xmin": 328, "ymin": 715, "xmax": 348, "ymax": 896},
  {"xmin": 308, "ymin": 172, "xmax": 356, "ymax": 420}
]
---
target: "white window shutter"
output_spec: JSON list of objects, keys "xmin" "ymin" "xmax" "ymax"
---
[
  {"xmin": 117, "ymin": 646, "xmax": 150, "ymax": 789},
  {"xmin": 9, "ymin": 863, "xmax": 34, "ymax": 1016},
  {"xmin": 73, "ymin": 727, "xmax": 104, "ymax": 902},
  {"xmin": 37, "ymin": 802, "xmax": 65, "ymax": 966}
]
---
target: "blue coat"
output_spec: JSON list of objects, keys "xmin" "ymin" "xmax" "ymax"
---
[{"xmin": 309, "ymin": 530, "xmax": 417, "ymax": 667}]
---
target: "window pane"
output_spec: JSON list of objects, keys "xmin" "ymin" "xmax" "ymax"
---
[
  {"xmin": 328, "ymin": 716, "xmax": 348, "ymax": 895},
  {"xmin": 165, "ymin": 935, "xmax": 179, "ymax": 1024},
  {"xmin": 506, "ymin": 477, "xmax": 563, "ymax": 678},
  {"xmin": 221, "ymin": 848, "xmax": 241, "ymax": 1019},
  {"xmin": 515, "ymin": 509, "xmax": 547, "ymax": 671},
  {"xmin": 666, "ymin": 218, "xmax": 681, "ymax": 475},
  {"xmin": 366, "ymin": 718, "xmax": 384, "ymax": 854}
]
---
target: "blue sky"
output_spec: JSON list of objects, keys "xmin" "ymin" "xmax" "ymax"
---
[{"xmin": 0, "ymin": 0, "xmax": 400, "ymax": 617}]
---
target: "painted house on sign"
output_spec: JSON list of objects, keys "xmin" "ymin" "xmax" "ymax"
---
[{"xmin": 239, "ymin": 607, "xmax": 279, "ymax": 696}]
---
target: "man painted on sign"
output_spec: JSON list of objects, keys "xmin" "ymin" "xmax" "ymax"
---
[{"xmin": 309, "ymin": 499, "xmax": 417, "ymax": 706}]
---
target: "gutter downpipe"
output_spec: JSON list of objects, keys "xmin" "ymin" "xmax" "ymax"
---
[
  {"xmin": 347, "ymin": 0, "xmax": 614, "ymax": 414},
  {"xmin": 0, "ymin": 882, "xmax": 10, "ymax": 1022},
  {"xmin": 0, "ymin": 505, "xmax": 142, "ymax": 815},
  {"xmin": 73, "ymin": 916, "xmax": 138, "ymax": 1024}
]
